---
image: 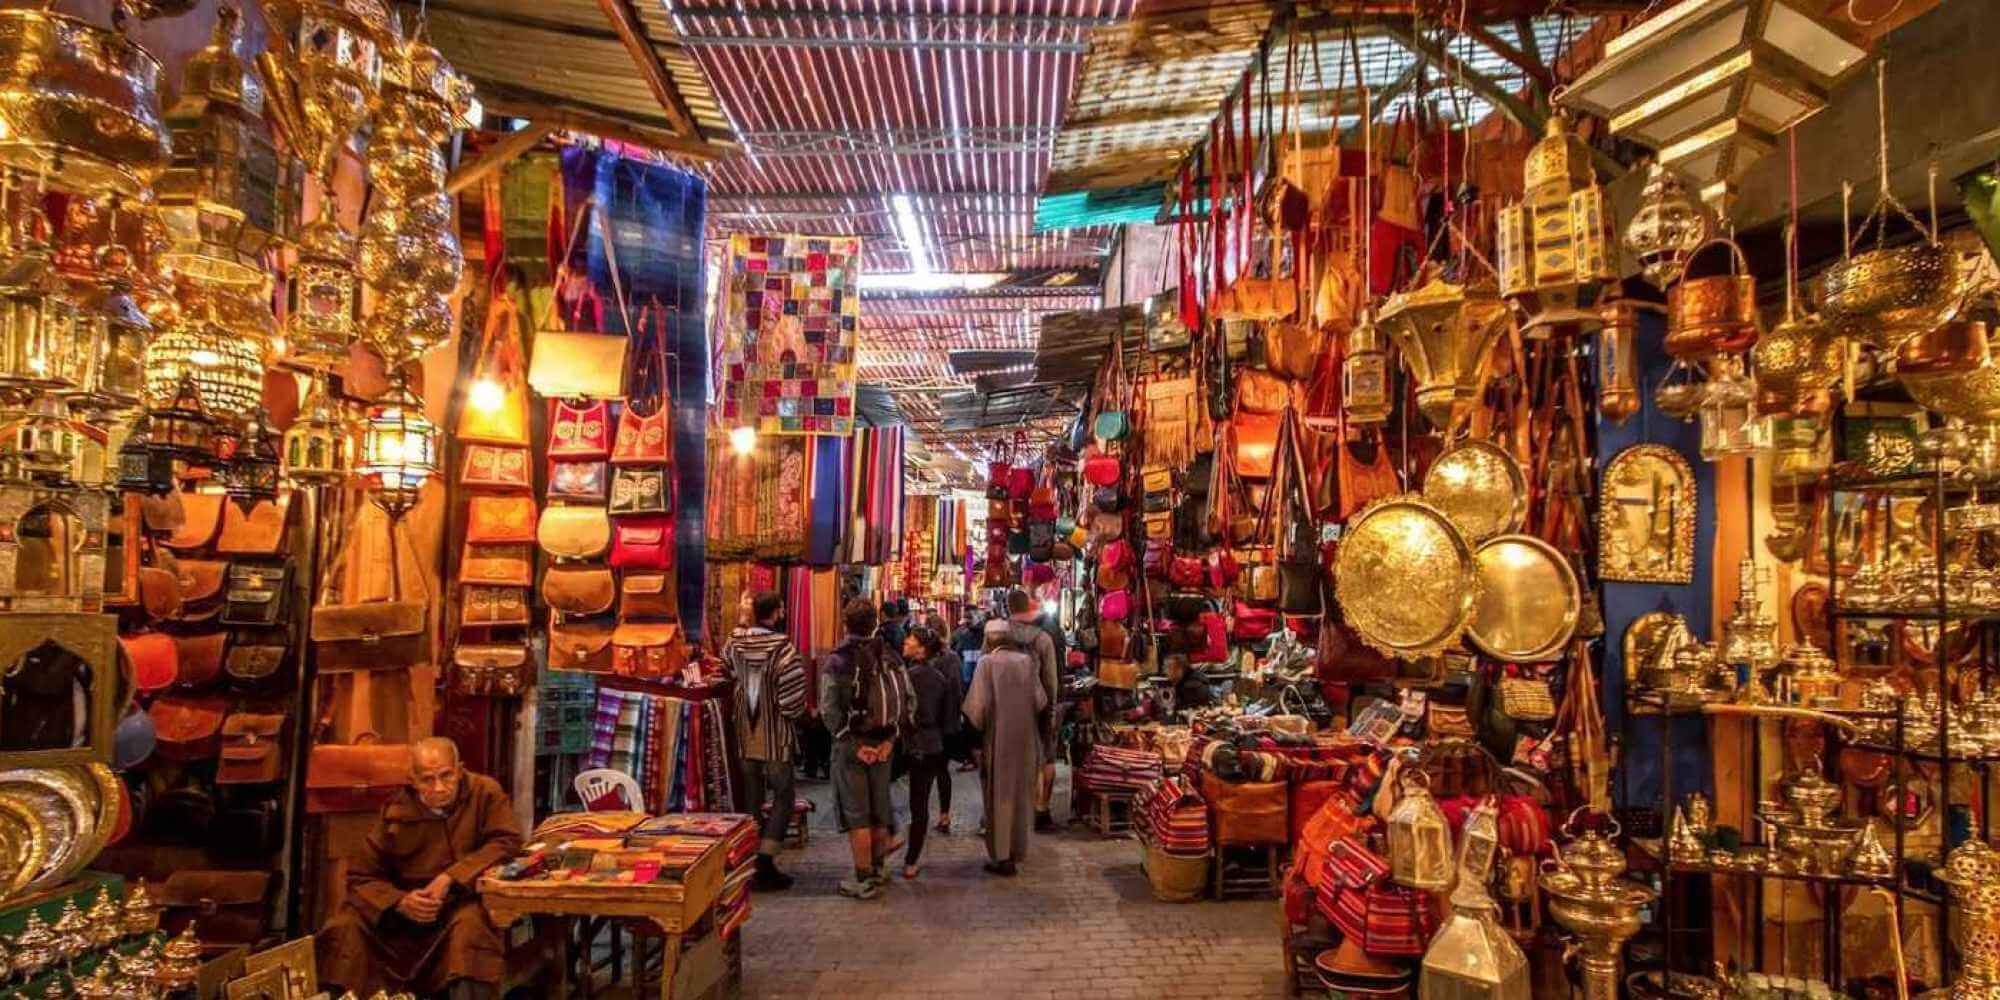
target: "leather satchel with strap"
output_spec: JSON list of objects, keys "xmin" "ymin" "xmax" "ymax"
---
[
  {"xmin": 215, "ymin": 497, "xmax": 289, "ymax": 555},
  {"xmin": 549, "ymin": 613, "xmax": 614, "ymax": 673},
  {"xmin": 164, "ymin": 492, "xmax": 225, "ymax": 551},
  {"xmin": 543, "ymin": 564, "xmax": 615, "ymax": 616},
  {"xmin": 452, "ymin": 643, "xmax": 534, "ymax": 696},
  {"xmin": 311, "ymin": 516, "xmax": 428, "ymax": 673},
  {"xmin": 304, "ymin": 731, "xmax": 412, "ymax": 814},
  {"xmin": 611, "ymin": 622, "xmax": 689, "ymax": 679},
  {"xmin": 216, "ymin": 714, "xmax": 286, "ymax": 784},
  {"xmin": 611, "ymin": 299, "xmax": 676, "ymax": 466},
  {"xmin": 526, "ymin": 198, "xmax": 633, "ymax": 401}
]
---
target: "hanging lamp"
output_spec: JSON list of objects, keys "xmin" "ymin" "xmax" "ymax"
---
[
  {"xmin": 223, "ymin": 407, "xmax": 281, "ymax": 513},
  {"xmin": 1497, "ymin": 109, "xmax": 1618, "ymax": 336},
  {"xmin": 358, "ymin": 372, "xmax": 436, "ymax": 518},
  {"xmin": 282, "ymin": 373, "xmax": 353, "ymax": 485}
]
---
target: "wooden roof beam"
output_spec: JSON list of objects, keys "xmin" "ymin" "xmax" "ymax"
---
[
  {"xmin": 446, "ymin": 121, "xmax": 557, "ymax": 196},
  {"xmin": 1462, "ymin": 22, "xmax": 1554, "ymax": 97},
  {"xmin": 596, "ymin": 0, "xmax": 700, "ymax": 138},
  {"xmin": 478, "ymin": 94, "xmax": 727, "ymax": 162}
]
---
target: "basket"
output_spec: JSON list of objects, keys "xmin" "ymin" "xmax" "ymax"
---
[{"xmin": 1143, "ymin": 843, "xmax": 1209, "ymax": 903}]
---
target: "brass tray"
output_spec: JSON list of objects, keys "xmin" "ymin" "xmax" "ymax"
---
[
  {"xmin": 1469, "ymin": 534, "xmax": 1580, "ymax": 662},
  {"xmin": 0, "ymin": 767, "xmax": 91, "ymax": 890},
  {"xmin": 1333, "ymin": 496, "xmax": 1481, "ymax": 660},
  {"xmin": 0, "ymin": 791, "xmax": 44, "ymax": 900},
  {"xmin": 1421, "ymin": 439, "xmax": 1526, "ymax": 542}
]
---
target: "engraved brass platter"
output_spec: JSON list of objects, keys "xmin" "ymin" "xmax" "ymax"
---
[
  {"xmin": 0, "ymin": 791, "xmax": 45, "ymax": 900},
  {"xmin": 0, "ymin": 767, "xmax": 88, "ymax": 891},
  {"xmin": 1470, "ymin": 534, "xmax": 1580, "ymax": 661},
  {"xmin": 1333, "ymin": 495, "xmax": 1481, "ymax": 660},
  {"xmin": 1422, "ymin": 439, "xmax": 1526, "ymax": 542}
]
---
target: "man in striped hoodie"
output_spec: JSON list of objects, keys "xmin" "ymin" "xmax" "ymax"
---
[{"xmin": 723, "ymin": 590, "xmax": 809, "ymax": 891}]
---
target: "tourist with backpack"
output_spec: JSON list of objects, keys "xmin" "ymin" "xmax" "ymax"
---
[{"xmin": 822, "ymin": 598, "xmax": 914, "ymax": 899}]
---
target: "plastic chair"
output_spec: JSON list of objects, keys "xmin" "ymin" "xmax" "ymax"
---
[{"xmin": 572, "ymin": 768, "xmax": 643, "ymax": 812}]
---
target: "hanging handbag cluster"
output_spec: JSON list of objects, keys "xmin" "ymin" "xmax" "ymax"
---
[{"xmin": 451, "ymin": 290, "xmax": 538, "ymax": 697}]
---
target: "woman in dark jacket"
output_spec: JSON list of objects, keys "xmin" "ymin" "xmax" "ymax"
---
[{"xmin": 900, "ymin": 626, "xmax": 961, "ymax": 878}]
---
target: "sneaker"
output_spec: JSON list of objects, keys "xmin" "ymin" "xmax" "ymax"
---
[
  {"xmin": 837, "ymin": 878, "xmax": 881, "ymax": 899},
  {"xmin": 865, "ymin": 869, "xmax": 890, "ymax": 889}
]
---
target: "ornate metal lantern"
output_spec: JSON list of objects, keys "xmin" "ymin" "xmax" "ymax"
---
[
  {"xmin": 143, "ymin": 288, "xmax": 267, "ymax": 423},
  {"xmin": 155, "ymin": 4, "xmax": 304, "ymax": 287},
  {"xmin": 1559, "ymin": 0, "xmax": 1870, "ymax": 205},
  {"xmin": 3, "ymin": 392, "xmax": 79, "ymax": 484},
  {"xmin": 1420, "ymin": 799, "xmax": 1530, "ymax": 1000},
  {"xmin": 1497, "ymin": 110, "xmax": 1617, "ymax": 336},
  {"xmin": 282, "ymin": 374, "xmax": 351, "ymax": 484},
  {"xmin": 1596, "ymin": 301, "xmax": 1644, "ymax": 424},
  {"xmin": 259, "ymin": 0, "xmax": 395, "ymax": 187},
  {"xmin": 1377, "ymin": 270, "xmax": 1511, "ymax": 429},
  {"xmin": 1624, "ymin": 163, "xmax": 1709, "ymax": 289},
  {"xmin": 358, "ymin": 373, "xmax": 436, "ymax": 518},
  {"xmin": 1387, "ymin": 765, "xmax": 1453, "ymax": 891},
  {"xmin": 0, "ymin": 7, "xmax": 173, "ymax": 197},
  {"xmin": 1698, "ymin": 355, "xmax": 1762, "ymax": 460},
  {"xmin": 116, "ymin": 415, "xmax": 176, "ymax": 495},
  {"xmin": 284, "ymin": 218, "xmax": 359, "ymax": 370},
  {"xmin": 1342, "ymin": 311, "xmax": 1393, "ymax": 425},
  {"xmin": 67, "ymin": 244, "xmax": 152, "ymax": 418},
  {"xmin": 145, "ymin": 371, "xmax": 216, "ymax": 461},
  {"xmin": 223, "ymin": 407, "xmax": 281, "ymax": 513},
  {"xmin": 0, "ymin": 249, "xmax": 85, "ymax": 402}
]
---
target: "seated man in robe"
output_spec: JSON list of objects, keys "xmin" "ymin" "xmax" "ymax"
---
[{"xmin": 319, "ymin": 737, "xmax": 522, "ymax": 999}]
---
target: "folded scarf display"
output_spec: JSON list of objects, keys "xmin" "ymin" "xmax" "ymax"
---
[{"xmin": 586, "ymin": 688, "xmax": 736, "ymax": 813}]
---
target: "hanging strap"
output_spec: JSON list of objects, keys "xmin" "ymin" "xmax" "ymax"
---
[{"xmin": 317, "ymin": 512, "xmax": 431, "ymax": 609}]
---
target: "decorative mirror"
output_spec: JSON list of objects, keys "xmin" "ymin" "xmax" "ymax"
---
[
  {"xmin": 0, "ymin": 485, "xmax": 107, "ymax": 612},
  {"xmin": 1598, "ymin": 444, "xmax": 1696, "ymax": 584},
  {"xmin": 0, "ymin": 612, "xmax": 118, "ymax": 768}
]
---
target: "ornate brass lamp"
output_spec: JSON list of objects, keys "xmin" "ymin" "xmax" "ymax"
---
[
  {"xmin": 282, "ymin": 374, "xmax": 353, "ymax": 485},
  {"xmin": 1387, "ymin": 764, "xmax": 1453, "ymax": 891},
  {"xmin": 284, "ymin": 218, "xmax": 360, "ymax": 370},
  {"xmin": 0, "ymin": 243, "xmax": 85, "ymax": 404},
  {"xmin": 143, "ymin": 286, "xmax": 268, "ymax": 424},
  {"xmin": 1540, "ymin": 815, "xmax": 1658, "ymax": 1000},
  {"xmin": 0, "ymin": 7, "xmax": 173, "ymax": 197},
  {"xmin": 116, "ymin": 415, "xmax": 175, "ymax": 495},
  {"xmin": 66, "ymin": 242, "xmax": 152, "ymax": 419},
  {"xmin": 1341, "ymin": 311, "xmax": 1392, "ymax": 425},
  {"xmin": 2, "ymin": 391, "xmax": 79, "ymax": 484},
  {"xmin": 358, "ymin": 373, "xmax": 436, "ymax": 518},
  {"xmin": 222, "ymin": 407, "xmax": 281, "ymax": 513},
  {"xmin": 155, "ymin": 5, "xmax": 304, "ymax": 288},
  {"xmin": 1377, "ymin": 269, "xmax": 1510, "ymax": 428},
  {"xmin": 258, "ymin": 0, "xmax": 395, "ymax": 188},
  {"xmin": 1497, "ymin": 110, "xmax": 1617, "ymax": 336},
  {"xmin": 1596, "ymin": 300, "xmax": 1645, "ymax": 424},
  {"xmin": 1558, "ymin": 0, "xmax": 1871, "ymax": 207},
  {"xmin": 1624, "ymin": 162, "xmax": 1710, "ymax": 289},
  {"xmin": 1420, "ymin": 800, "xmax": 1530, "ymax": 1000}
]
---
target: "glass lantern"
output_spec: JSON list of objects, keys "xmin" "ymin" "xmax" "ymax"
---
[
  {"xmin": 143, "ymin": 291, "xmax": 268, "ymax": 424},
  {"xmin": 1388, "ymin": 765, "xmax": 1453, "ymax": 891},
  {"xmin": 282, "ymin": 374, "xmax": 353, "ymax": 485},
  {"xmin": 4, "ymin": 391, "xmax": 79, "ymax": 484},
  {"xmin": 116, "ymin": 416, "xmax": 177, "ymax": 496},
  {"xmin": 1624, "ymin": 163, "xmax": 1709, "ymax": 289},
  {"xmin": 223, "ymin": 408, "xmax": 281, "ymax": 514},
  {"xmin": 1342, "ymin": 312, "xmax": 1392, "ymax": 425},
  {"xmin": 358, "ymin": 373, "xmax": 436, "ymax": 518},
  {"xmin": 1496, "ymin": 110, "xmax": 1617, "ymax": 336},
  {"xmin": 1421, "ymin": 799, "xmax": 1530, "ymax": 1000},
  {"xmin": 1698, "ymin": 356, "xmax": 1766, "ymax": 460},
  {"xmin": 67, "ymin": 244, "xmax": 153, "ymax": 418},
  {"xmin": 1596, "ymin": 301, "xmax": 1642, "ymax": 425},
  {"xmin": 146, "ymin": 371, "xmax": 217, "ymax": 461},
  {"xmin": 0, "ymin": 250, "xmax": 84, "ymax": 401},
  {"xmin": 283, "ymin": 219, "xmax": 359, "ymax": 370}
]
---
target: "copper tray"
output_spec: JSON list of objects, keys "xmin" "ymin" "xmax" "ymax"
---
[
  {"xmin": 1469, "ymin": 534, "xmax": 1580, "ymax": 661},
  {"xmin": 1334, "ymin": 496, "xmax": 1480, "ymax": 660}
]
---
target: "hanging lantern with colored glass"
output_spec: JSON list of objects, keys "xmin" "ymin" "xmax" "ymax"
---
[
  {"xmin": 282, "ymin": 374, "xmax": 352, "ymax": 485},
  {"xmin": 116, "ymin": 415, "xmax": 176, "ymax": 495},
  {"xmin": 283, "ymin": 219, "xmax": 360, "ymax": 370},
  {"xmin": 67, "ymin": 242, "xmax": 153, "ymax": 418},
  {"xmin": 223, "ymin": 407, "xmax": 281, "ymax": 513},
  {"xmin": 0, "ymin": 244, "xmax": 85, "ymax": 402},
  {"xmin": 1595, "ymin": 301, "xmax": 1644, "ymax": 425},
  {"xmin": 1342, "ymin": 311, "xmax": 1393, "ymax": 426},
  {"xmin": 1387, "ymin": 763, "xmax": 1453, "ymax": 891},
  {"xmin": 145, "ymin": 371, "xmax": 216, "ymax": 462},
  {"xmin": 358, "ymin": 374, "xmax": 436, "ymax": 518},
  {"xmin": 1496, "ymin": 110, "xmax": 1618, "ymax": 337},
  {"xmin": 4, "ymin": 391, "xmax": 79, "ymax": 484}
]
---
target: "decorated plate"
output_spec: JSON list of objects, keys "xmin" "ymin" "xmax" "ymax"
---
[
  {"xmin": 0, "ymin": 768, "xmax": 90, "ymax": 891},
  {"xmin": 0, "ymin": 793, "xmax": 45, "ymax": 900},
  {"xmin": 1421, "ymin": 439, "xmax": 1526, "ymax": 542},
  {"xmin": 1334, "ymin": 496, "xmax": 1481, "ymax": 660},
  {"xmin": 1469, "ymin": 534, "xmax": 1581, "ymax": 661}
]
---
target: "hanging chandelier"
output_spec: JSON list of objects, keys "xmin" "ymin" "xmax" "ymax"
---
[
  {"xmin": 358, "ymin": 373, "xmax": 436, "ymax": 518},
  {"xmin": 143, "ymin": 285, "xmax": 269, "ymax": 423}
]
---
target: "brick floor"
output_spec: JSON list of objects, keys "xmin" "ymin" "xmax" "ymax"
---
[{"xmin": 738, "ymin": 765, "xmax": 1289, "ymax": 999}]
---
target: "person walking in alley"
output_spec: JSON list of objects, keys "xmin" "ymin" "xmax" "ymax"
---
[
  {"xmin": 966, "ymin": 603, "xmax": 1050, "ymax": 876},
  {"xmin": 823, "ymin": 598, "xmax": 913, "ymax": 899}
]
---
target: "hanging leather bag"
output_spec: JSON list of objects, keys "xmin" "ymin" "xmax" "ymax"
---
[
  {"xmin": 461, "ymin": 541, "xmax": 533, "ymax": 587},
  {"xmin": 152, "ymin": 695, "xmax": 227, "ymax": 760},
  {"xmin": 458, "ymin": 293, "xmax": 532, "ymax": 445},
  {"xmin": 542, "ymin": 564, "xmax": 616, "ymax": 616},
  {"xmin": 462, "ymin": 585, "xmax": 531, "ymax": 627},
  {"xmin": 221, "ymin": 562, "xmax": 290, "ymax": 627},
  {"xmin": 537, "ymin": 504, "xmax": 612, "ymax": 560},
  {"xmin": 619, "ymin": 572, "xmax": 677, "ymax": 620},
  {"xmin": 215, "ymin": 498, "xmax": 288, "ymax": 556},
  {"xmin": 461, "ymin": 444, "xmax": 533, "ymax": 490},
  {"xmin": 452, "ymin": 643, "xmax": 535, "ymax": 696},
  {"xmin": 527, "ymin": 199, "xmax": 633, "ymax": 401},
  {"xmin": 612, "ymin": 302, "xmax": 676, "ymax": 465},
  {"xmin": 216, "ymin": 714, "xmax": 286, "ymax": 784},
  {"xmin": 548, "ymin": 458, "xmax": 609, "ymax": 502},
  {"xmin": 305, "ymin": 734, "xmax": 412, "ymax": 813},
  {"xmin": 549, "ymin": 615, "xmax": 615, "ymax": 673},
  {"xmin": 609, "ymin": 516, "xmax": 675, "ymax": 570},
  {"xmin": 311, "ymin": 518, "xmax": 428, "ymax": 672},
  {"xmin": 467, "ymin": 495, "xmax": 539, "ymax": 544},
  {"xmin": 612, "ymin": 622, "xmax": 690, "ymax": 679}
]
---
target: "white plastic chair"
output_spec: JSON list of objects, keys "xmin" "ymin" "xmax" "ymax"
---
[{"xmin": 572, "ymin": 768, "xmax": 643, "ymax": 812}]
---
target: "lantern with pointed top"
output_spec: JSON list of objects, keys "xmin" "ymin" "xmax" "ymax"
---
[
  {"xmin": 146, "ymin": 370, "xmax": 215, "ymax": 462},
  {"xmin": 224, "ymin": 407, "xmax": 281, "ymax": 513},
  {"xmin": 117, "ymin": 414, "xmax": 176, "ymax": 495},
  {"xmin": 359, "ymin": 373, "xmax": 435, "ymax": 518},
  {"xmin": 3, "ymin": 391, "xmax": 79, "ymax": 484},
  {"xmin": 282, "ymin": 374, "xmax": 352, "ymax": 485},
  {"xmin": 1497, "ymin": 110, "xmax": 1618, "ymax": 336}
]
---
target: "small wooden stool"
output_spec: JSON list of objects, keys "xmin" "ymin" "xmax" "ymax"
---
[
  {"xmin": 1211, "ymin": 843, "xmax": 1283, "ymax": 900},
  {"xmin": 1090, "ymin": 792, "xmax": 1135, "ymax": 836}
]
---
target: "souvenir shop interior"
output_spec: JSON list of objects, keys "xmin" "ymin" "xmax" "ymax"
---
[{"xmin": 0, "ymin": 0, "xmax": 1996, "ymax": 997}]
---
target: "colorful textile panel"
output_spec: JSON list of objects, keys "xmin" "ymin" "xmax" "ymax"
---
[{"xmin": 715, "ymin": 233, "xmax": 862, "ymax": 436}]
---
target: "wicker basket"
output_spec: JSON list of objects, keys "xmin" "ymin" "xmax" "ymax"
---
[{"xmin": 1143, "ymin": 843, "xmax": 1209, "ymax": 903}]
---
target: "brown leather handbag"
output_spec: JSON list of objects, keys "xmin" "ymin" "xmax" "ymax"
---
[
  {"xmin": 1336, "ymin": 432, "xmax": 1400, "ymax": 521},
  {"xmin": 174, "ymin": 631, "xmax": 228, "ymax": 688},
  {"xmin": 215, "ymin": 497, "xmax": 289, "ymax": 555},
  {"xmin": 224, "ymin": 640, "xmax": 288, "ymax": 683},
  {"xmin": 538, "ymin": 504, "xmax": 612, "ymax": 560},
  {"xmin": 611, "ymin": 622, "xmax": 689, "ymax": 679},
  {"xmin": 543, "ymin": 564, "xmax": 615, "ymax": 616},
  {"xmin": 304, "ymin": 736, "xmax": 412, "ymax": 813},
  {"xmin": 151, "ymin": 695, "xmax": 227, "ymax": 761},
  {"xmin": 466, "ymin": 495, "xmax": 539, "ymax": 544},
  {"xmin": 159, "ymin": 871, "xmax": 271, "ymax": 946},
  {"xmin": 461, "ymin": 444, "xmax": 532, "ymax": 489},
  {"xmin": 138, "ymin": 552, "xmax": 183, "ymax": 622},
  {"xmin": 312, "ymin": 519, "xmax": 428, "ymax": 672},
  {"xmin": 461, "ymin": 541, "xmax": 533, "ymax": 587},
  {"xmin": 141, "ymin": 490, "xmax": 185, "ymax": 535},
  {"xmin": 549, "ymin": 615, "xmax": 614, "ymax": 673},
  {"xmin": 1232, "ymin": 411, "xmax": 1282, "ymax": 480},
  {"xmin": 1264, "ymin": 320, "xmax": 1325, "ymax": 382},
  {"xmin": 462, "ymin": 584, "xmax": 530, "ymax": 627},
  {"xmin": 1236, "ymin": 368, "xmax": 1293, "ymax": 414},
  {"xmin": 1202, "ymin": 773, "xmax": 1290, "ymax": 846},
  {"xmin": 216, "ymin": 714, "xmax": 286, "ymax": 783},
  {"xmin": 172, "ymin": 559, "xmax": 228, "ymax": 622},
  {"xmin": 619, "ymin": 572, "xmax": 676, "ymax": 620},
  {"xmin": 164, "ymin": 492, "xmax": 225, "ymax": 551},
  {"xmin": 221, "ymin": 562, "xmax": 290, "ymax": 627},
  {"xmin": 451, "ymin": 643, "xmax": 534, "ymax": 696}
]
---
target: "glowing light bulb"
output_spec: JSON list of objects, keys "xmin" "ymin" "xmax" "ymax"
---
[
  {"xmin": 729, "ymin": 425, "xmax": 757, "ymax": 455},
  {"xmin": 189, "ymin": 348, "xmax": 221, "ymax": 367},
  {"xmin": 468, "ymin": 377, "xmax": 505, "ymax": 413}
]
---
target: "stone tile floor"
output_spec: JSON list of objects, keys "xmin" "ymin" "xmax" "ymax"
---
[{"xmin": 737, "ymin": 766, "xmax": 1288, "ymax": 999}]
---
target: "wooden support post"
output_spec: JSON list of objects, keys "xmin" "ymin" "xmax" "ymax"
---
[
  {"xmin": 446, "ymin": 121, "xmax": 558, "ymax": 196},
  {"xmin": 595, "ymin": 0, "xmax": 701, "ymax": 138}
]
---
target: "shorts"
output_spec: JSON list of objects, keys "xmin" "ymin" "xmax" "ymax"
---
[{"xmin": 832, "ymin": 739, "xmax": 896, "ymax": 833}]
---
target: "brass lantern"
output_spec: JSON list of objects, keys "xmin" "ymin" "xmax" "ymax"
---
[
  {"xmin": 282, "ymin": 374, "xmax": 352, "ymax": 484},
  {"xmin": 155, "ymin": 4, "xmax": 304, "ymax": 288},
  {"xmin": 259, "ymin": 0, "xmax": 394, "ymax": 187},
  {"xmin": 1596, "ymin": 301, "xmax": 1644, "ymax": 424},
  {"xmin": 1420, "ymin": 799, "xmax": 1530, "ymax": 1000},
  {"xmin": 1497, "ymin": 110, "xmax": 1617, "ymax": 336},
  {"xmin": 223, "ymin": 407, "xmax": 281, "ymax": 513},
  {"xmin": 1342, "ymin": 310, "xmax": 1393, "ymax": 425},
  {"xmin": 1387, "ymin": 764, "xmax": 1453, "ymax": 891},
  {"xmin": 117, "ymin": 415, "xmax": 176, "ymax": 495},
  {"xmin": 3, "ymin": 391, "xmax": 79, "ymax": 484},
  {"xmin": 67, "ymin": 244, "xmax": 153, "ymax": 418},
  {"xmin": 146, "ymin": 371, "xmax": 217, "ymax": 461},
  {"xmin": 1624, "ymin": 163, "xmax": 1710, "ymax": 289},
  {"xmin": 0, "ymin": 248, "xmax": 85, "ymax": 401},
  {"xmin": 1698, "ymin": 355, "xmax": 1762, "ymax": 460},
  {"xmin": 144, "ymin": 289, "xmax": 268, "ymax": 423},
  {"xmin": 1559, "ymin": 0, "xmax": 1870, "ymax": 204},
  {"xmin": 358, "ymin": 373, "xmax": 436, "ymax": 518},
  {"xmin": 1377, "ymin": 269, "xmax": 1511, "ymax": 429},
  {"xmin": 284, "ymin": 218, "xmax": 359, "ymax": 370}
]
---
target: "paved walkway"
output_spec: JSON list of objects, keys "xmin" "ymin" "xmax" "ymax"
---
[{"xmin": 739, "ymin": 765, "xmax": 1288, "ymax": 999}]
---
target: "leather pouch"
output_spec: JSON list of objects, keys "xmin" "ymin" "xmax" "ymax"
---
[
  {"xmin": 548, "ymin": 459, "xmax": 608, "ymax": 502},
  {"xmin": 160, "ymin": 870, "xmax": 271, "ymax": 946},
  {"xmin": 462, "ymin": 584, "xmax": 530, "ymax": 627},
  {"xmin": 173, "ymin": 559, "xmax": 228, "ymax": 622},
  {"xmin": 224, "ymin": 641, "xmax": 288, "ymax": 683},
  {"xmin": 452, "ymin": 643, "xmax": 534, "ymax": 697},
  {"xmin": 151, "ymin": 695, "xmax": 227, "ymax": 760},
  {"xmin": 312, "ymin": 602, "xmax": 426, "ymax": 673},
  {"xmin": 216, "ymin": 714, "xmax": 286, "ymax": 783},
  {"xmin": 461, "ymin": 444, "xmax": 532, "ymax": 489},
  {"xmin": 611, "ymin": 404, "xmax": 672, "ymax": 465},
  {"xmin": 611, "ymin": 622, "xmax": 688, "ymax": 679},
  {"xmin": 543, "ymin": 564, "xmax": 615, "ymax": 616},
  {"xmin": 123, "ymin": 631, "xmax": 178, "ymax": 691},
  {"xmin": 609, "ymin": 516, "xmax": 674, "ymax": 570},
  {"xmin": 549, "ymin": 617, "xmax": 614, "ymax": 673},
  {"xmin": 215, "ymin": 498, "xmax": 289, "ymax": 555},
  {"xmin": 619, "ymin": 572, "xmax": 676, "ymax": 620},
  {"xmin": 174, "ymin": 631, "xmax": 228, "ymax": 688},
  {"xmin": 467, "ymin": 495, "xmax": 539, "ymax": 544},
  {"xmin": 141, "ymin": 491, "xmax": 185, "ymax": 535},
  {"xmin": 461, "ymin": 541, "xmax": 534, "ymax": 587},
  {"xmin": 609, "ymin": 466, "xmax": 672, "ymax": 516},
  {"xmin": 547, "ymin": 398, "xmax": 613, "ymax": 459},
  {"xmin": 139, "ymin": 560, "xmax": 182, "ymax": 622},
  {"xmin": 538, "ymin": 504, "xmax": 612, "ymax": 560},
  {"xmin": 304, "ymin": 738, "xmax": 411, "ymax": 813},
  {"xmin": 165, "ymin": 493, "xmax": 225, "ymax": 551},
  {"xmin": 221, "ymin": 562, "xmax": 290, "ymax": 626},
  {"xmin": 1201, "ymin": 773, "xmax": 1289, "ymax": 846}
]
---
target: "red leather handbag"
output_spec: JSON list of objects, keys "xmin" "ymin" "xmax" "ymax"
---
[
  {"xmin": 122, "ymin": 632, "xmax": 178, "ymax": 691},
  {"xmin": 1196, "ymin": 611, "xmax": 1229, "ymax": 663},
  {"xmin": 1028, "ymin": 485, "xmax": 1057, "ymax": 522},
  {"xmin": 1083, "ymin": 448, "xmax": 1122, "ymax": 487},
  {"xmin": 612, "ymin": 405, "xmax": 673, "ymax": 465},
  {"xmin": 1099, "ymin": 589, "xmax": 1132, "ymax": 622},
  {"xmin": 1007, "ymin": 465, "xmax": 1035, "ymax": 500},
  {"xmin": 1169, "ymin": 555, "xmax": 1205, "ymax": 589},
  {"xmin": 1142, "ymin": 539, "xmax": 1170, "ymax": 579},
  {"xmin": 1208, "ymin": 549, "xmax": 1241, "ymax": 588},
  {"xmin": 1232, "ymin": 600, "xmax": 1278, "ymax": 642},
  {"xmin": 549, "ymin": 399, "xmax": 612, "ymax": 460},
  {"xmin": 609, "ymin": 516, "xmax": 675, "ymax": 570},
  {"xmin": 1100, "ymin": 538, "xmax": 1135, "ymax": 575}
]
